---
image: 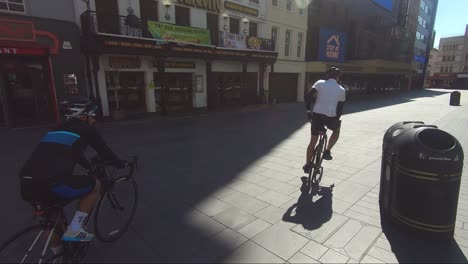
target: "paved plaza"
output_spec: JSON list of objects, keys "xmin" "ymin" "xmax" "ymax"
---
[{"xmin": 1, "ymin": 89, "xmax": 468, "ymax": 263}]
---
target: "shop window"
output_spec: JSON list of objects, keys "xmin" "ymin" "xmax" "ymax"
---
[
  {"xmin": 272, "ymin": 0, "xmax": 278, "ymax": 7},
  {"xmin": 175, "ymin": 5, "xmax": 190, "ymax": 27},
  {"xmin": 249, "ymin": 22, "xmax": 258, "ymax": 37},
  {"xmin": 64, "ymin": 74, "xmax": 79, "ymax": 96},
  {"xmin": 0, "ymin": 0, "xmax": 25, "ymax": 13},
  {"xmin": 105, "ymin": 71, "xmax": 146, "ymax": 113}
]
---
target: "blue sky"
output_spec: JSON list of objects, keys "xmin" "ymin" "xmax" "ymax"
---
[{"xmin": 433, "ymin": 0, "xmax": 468, "ymax": 48}]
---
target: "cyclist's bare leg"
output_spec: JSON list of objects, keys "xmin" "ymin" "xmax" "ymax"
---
[
  {"xmin": 326, "ymin": 129, "xmax": 340, "ymax": 152},
  {"xmin": 306, "ymin": 135, "xmax": 319, "ymax": 164},
  {"xmin": 78, "ymin": 179, "xmax": 101, "ymax": 214}
]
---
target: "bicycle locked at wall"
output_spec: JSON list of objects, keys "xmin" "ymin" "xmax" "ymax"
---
[{"xmin": 0, "ymin": 156, "xmax": 139, "ymax": 263}]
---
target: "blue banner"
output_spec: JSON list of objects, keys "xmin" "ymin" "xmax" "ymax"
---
[
  {"xmin": 318, "ymin": 28, "xmax": 347, "ymax": 63},
  {"xmin": 414, "ymin": 55, "xmax": 426, "ymax": 64},
  {"xmin": 372, "ymin": 0, "xmax": 393, "ymax": 11}
]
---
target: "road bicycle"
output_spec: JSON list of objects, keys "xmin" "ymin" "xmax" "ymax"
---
[{"xmin": 0, "ymin": 156, "xmax": 138, "ymax": 263}]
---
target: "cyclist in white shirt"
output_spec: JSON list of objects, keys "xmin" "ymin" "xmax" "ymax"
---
[{"xmin": 303, "ymin": 67, "xmax": 346, "ymax": 173}]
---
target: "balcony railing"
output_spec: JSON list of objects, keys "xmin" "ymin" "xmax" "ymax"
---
[
  {"xmin": 81, "ymin": 10, "xmax": 143, "ymax": 38},
  {"xmin": 218, "ymin": 31, "xmax": 274, "ymax": 51},
  {"xmin": 81, "ymin": 11, "xmax": 275, "ymax": 52}
]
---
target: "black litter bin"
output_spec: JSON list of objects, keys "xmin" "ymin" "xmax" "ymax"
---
[
  {"xmin": 450, "ymin": 91, "xmax": 461, "ymax": 106},
  {"xmin": 380, "ymin": 121, "xmax": 424, "ymax": 216},
  {"xmin": 380, "ymin": 124, "xmax": 464, "ymax": 239}
]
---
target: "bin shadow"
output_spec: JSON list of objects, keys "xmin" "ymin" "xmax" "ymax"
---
[
  {"xmin": 381, "ymin": 218, "xmax": 467, "ymax": 263},
  {"xmin": 282, "ymin": 178, "xmax": 334, "ymax": 231}
]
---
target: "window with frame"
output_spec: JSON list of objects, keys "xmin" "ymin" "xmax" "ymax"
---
[
  {"xmin": 175, "ymin": 5, "xmax": 190, "ymax": 27},
  {"xmin": 443, "ymin": 56, "xmax": 446, "ymax": 62},
  {"xmin": 0, "ymin": 0, "xmax": 25, "ymax": 12},
  {"xmin": 449, "ymin": 65, "xmax": 453, "ymax": 72},
  {"xmin": 286, "ymin": 0, "xmax": 292, "ymax": 11},
  {"xmin": 272, "ymin": 0, "xmax": 278, "ymax": 7},
  {"xmin": 440, "ymin": 66, "xmax": 444, "ymax": 72},
  {"xmin": 285, "ymin": 30, "xmax": 291, "ymax": 56},
  {"xmin": 230, "ymin": 17, "xmax": 240, "ymax": 34},
  {"xmin": 297, "ymin": 32, "xmax": 303, "ymax": 57},
  {"xmin": 271, "ymin": 27, "xmax": 278, "ymax": 51},
  {"xmin": 249, "ymin": 22, "xmax": 258, "ymax": 37}
]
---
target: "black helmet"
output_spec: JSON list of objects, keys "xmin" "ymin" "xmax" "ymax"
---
[
  {"xmin": 60, "ymin": 96, "xmax": 98, "ymax": 120},
  {"xmin": 326, "ymin": 67, "xmax": 341, "ymax": 79}
]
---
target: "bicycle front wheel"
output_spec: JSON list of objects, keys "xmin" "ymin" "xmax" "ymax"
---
[
  {"xmin": 0, "ymin": 225, "xmax": 61, "ymax": 263},
  {"xmin": 94, "ymin": 177, "xmax": 138, "ymax": 242}
]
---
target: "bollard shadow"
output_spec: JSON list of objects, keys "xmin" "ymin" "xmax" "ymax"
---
[
  {"xmin": 282, "ymin": 178, "xmax": 334, "ymax": 231},
  {"xmin": 381, "ymin": 217, "xmax": 467, "ymax": 263}
]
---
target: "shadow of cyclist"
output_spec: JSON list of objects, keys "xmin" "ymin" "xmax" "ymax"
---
[{"xmin": 282, "ymin": 178, "xmax": 333, "ymax": 231}]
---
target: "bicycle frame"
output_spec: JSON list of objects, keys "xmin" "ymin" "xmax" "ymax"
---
[
  {"xmin": 308, "ymin": 130, "xmax": 328, "ymax": 190},
  {"xmin": 23, "ymin": 209, "xmax": 65, "ymax": 264}
]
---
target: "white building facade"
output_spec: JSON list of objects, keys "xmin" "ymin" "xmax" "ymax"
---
[
  {"xmin": 264, "ymin": 0, "xmax": 308, "ymax": 103},
  {"xmin": 75, "ymin": 0, "xmax": 277, "ymax": 119}
]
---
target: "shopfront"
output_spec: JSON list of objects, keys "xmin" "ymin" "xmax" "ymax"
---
[{"xmin": 0, "ymin": 15, "xmax": 84, "ymax": 127}]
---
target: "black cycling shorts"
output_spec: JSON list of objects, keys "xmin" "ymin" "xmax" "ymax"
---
[
  {"xmin": 20, "ymin": 175, "xmax": 96, "ymax": 204},
  {"xmin": 311, "ymin": 113, "xmax": 341, "ymax": 136}
]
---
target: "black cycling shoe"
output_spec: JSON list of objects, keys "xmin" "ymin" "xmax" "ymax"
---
[
  {"xmin": 303, "ymin": 163, "xmax": 311, "ymax": 174},
  {"xmin": 323, "ymin": 150, "xmax": 333, "ymax": 160}
]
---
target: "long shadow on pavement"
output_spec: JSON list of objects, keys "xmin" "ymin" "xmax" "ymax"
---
[
  {"xmin": 382, "ymin": 220, "xmax": 467, "ymax": 263},
  {"xmin": 282, "ymin": 180, "xmax": 334, "ymax": 231}
]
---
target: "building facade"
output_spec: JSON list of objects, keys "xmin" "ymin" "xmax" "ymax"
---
[
  {"xmin": 77, "ymin": 0, "xmax": 278, "ymax": 119},
  {"xmin": 305, "ymin": 0, "xmax": 437, "ymax": 97},
  {"xmin": 263, "ymin": 0, "xmax": 308, "ymax": 104},
  {"xmin": 0, "ymin": 0, "xmax": 84, "ymax": 127},
  {"xmin": 411, "ymin": 0, "xmax": 437, "ymax": 89},
  {"xmin": 429, "ymin": 35, "xmax": 465, "ymax": 88}
]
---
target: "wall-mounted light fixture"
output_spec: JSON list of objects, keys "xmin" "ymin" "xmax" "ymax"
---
[
  {"xmin": 164, "ymin": 0, "xmax": 171, "ymax": 20},
  {"xmin": 222, "ymin": 13, "xmax": 229, "ymax": 31},
  {"xmin": 242, "ymin": 17, "xmax": 249, "ymax": 35}
]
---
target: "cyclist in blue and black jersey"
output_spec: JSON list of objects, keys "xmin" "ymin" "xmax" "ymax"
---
[{"xmin": 19, "ymin": 97, "xmax": 127, "ymax": 245}]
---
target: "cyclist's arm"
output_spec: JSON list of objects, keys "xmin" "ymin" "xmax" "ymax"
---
[
  {"xmin": 87, "ymin": 127, "xmax": 122, "ymax": 167},
  {"xmin": 305, "ymin": 87, "xmax": 317, "ymax": 113},
  {"xmin": 336, "ymin": 90, "xmax": 346, "ymax": 119}
]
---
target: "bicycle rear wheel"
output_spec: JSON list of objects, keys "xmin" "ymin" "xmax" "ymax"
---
[
  {"xmin": 0, "ymin": 225, "xmax": 61, "ymax": 263},
  {"xmin": 94, "ymin": 177, "xmax": 138, "ymax": 242}
]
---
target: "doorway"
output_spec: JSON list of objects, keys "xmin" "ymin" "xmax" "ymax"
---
[{"xmin": 154, "ymin": 73, "xmax": 193, "ymax": 114}]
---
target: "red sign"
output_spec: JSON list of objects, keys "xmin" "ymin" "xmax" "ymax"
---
[
  {"xmin": 0, "ymin": 45, "xmax": 48, "ymax": 56},
  {"xmin": 0, "ymin": 19, "xmax": 36, "ymax": 42}
]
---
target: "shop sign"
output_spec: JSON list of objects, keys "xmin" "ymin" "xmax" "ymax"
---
[
  {"xmin": 176, "ymin": 0, "xmax": 221, "ymax": 12},
  {"xmin": 0, "ymin": 19, "xmax": 35, "ymax": 42},
  {"xmin": 220, "ymin": 32, "xmax": 246, "ymax": 49},
  {"xmin": 224, "ymin": 1, "xmax": 259, "ymax": 17},
  {"xmin": 0, "ymin": 45, "xmax": 48, "ymax": 56},
  {"xmin": 148, "ymin": 20, "xmax": 211, "ymax": 45},
  {"xmin": 109, "ymin": 56, "xmax": 141, "ymax": 68},
  {"xmin": 153, "ymin": 60, "xmax": 196, "ymax": 69},
  {"xmin": 318, "ymin": 27, "xmax": 347, "ymax": 63},
  {"xmin": 103, "ymin": 40, "xmax": 164, "ymax": 50}
]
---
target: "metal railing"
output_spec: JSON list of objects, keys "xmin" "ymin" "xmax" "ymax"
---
[
  {"xmin": 81, "ymin": 11, "xmax": 275, "ymax": 52},
  {"xmin": 81, "ymin": 10, "xmax": 143, "ymax": 38}
]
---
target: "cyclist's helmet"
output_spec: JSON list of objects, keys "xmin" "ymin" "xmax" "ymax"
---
[
  {"xmin": 60, "ymin": 96, "xmax": 98, "ymax": 120},
  {"xmin": 326, "ymin": 67, "xmax": 341, "ymax": 79}
]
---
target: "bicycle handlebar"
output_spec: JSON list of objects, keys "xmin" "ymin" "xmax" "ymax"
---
[{"xmin": 90, "ymin": 155, "xmax": 139, "ymax": 178}]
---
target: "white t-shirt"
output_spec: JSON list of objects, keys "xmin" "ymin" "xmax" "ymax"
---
[{"xmin": 310, "ymin": 79, "xmax": 346, "ymax": 117}]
